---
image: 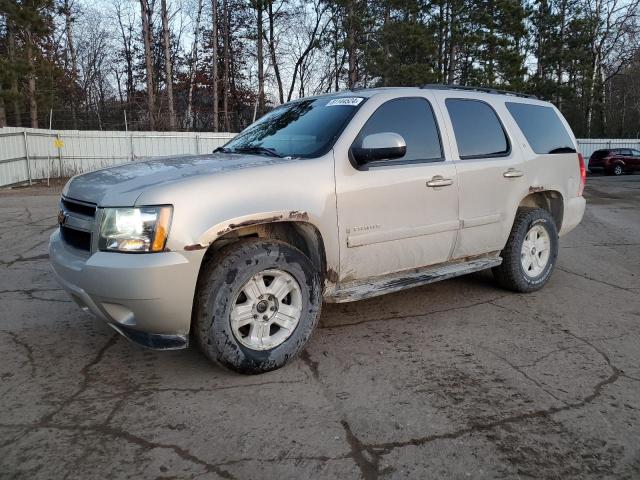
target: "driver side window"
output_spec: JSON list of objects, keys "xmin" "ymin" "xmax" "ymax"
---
[{"xmin": 352, "ymin": 97, "xmax": 443, "ymax": 164}]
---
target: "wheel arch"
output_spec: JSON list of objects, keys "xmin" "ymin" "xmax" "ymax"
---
[
  {"xmin": 518, "ymin": 190, "xmax": 564, "ymax": 231},
  {"xmin": 197, "ymin": 218, "xmax": 328, "ymax": 283}
]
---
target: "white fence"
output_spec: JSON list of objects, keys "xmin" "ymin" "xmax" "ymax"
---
[
  {"xmin": 0, "ymin": 127, "xmax": 236, "ymax": 187},
  {"xmin": 0, "ymin": 128, "xmax": 638, "ymax": 187}
]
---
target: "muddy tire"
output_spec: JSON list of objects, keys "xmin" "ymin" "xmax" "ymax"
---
[
  {"xmin": 194, "ymin": 239, "xmax": 322, "ymax": 374},
  {"xmin": 492, "ymin": 207, "xmax": 558, "ymax": 293}
]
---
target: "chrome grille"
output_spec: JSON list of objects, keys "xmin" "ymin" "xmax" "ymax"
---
[{"xmin": 58, "ymin": 196, "xmax": 97, "ymax": 252}]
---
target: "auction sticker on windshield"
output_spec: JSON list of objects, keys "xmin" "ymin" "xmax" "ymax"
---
[{"xmin": 326, "ymin": 97, "xmax": 364, "ymax": 107}]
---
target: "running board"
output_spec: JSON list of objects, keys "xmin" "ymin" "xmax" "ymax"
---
[{"xmin": 325, "ymin": 255, "xmax": 502, "ymax": 303}]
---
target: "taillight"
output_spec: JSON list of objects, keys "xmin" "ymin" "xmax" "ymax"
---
[{"xmin": 577, "ymin": 153, "xmax": 586, "ymax": 196}]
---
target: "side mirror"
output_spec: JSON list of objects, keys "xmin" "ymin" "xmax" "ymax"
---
[{"xmin": 351, "ymin": 132, "xmax": 407, "ymax": 165}]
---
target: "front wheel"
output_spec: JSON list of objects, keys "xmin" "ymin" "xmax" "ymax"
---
[
  {"xmin": 612, "ymin": 164, "xmax": 624, "ymax": 176},
  {"xmin": 492, "ymin": 207, "xmax": 559, "ymax": 293},
  {"xmin": 194, "ymin": 239, "xmax": 322, "ymax": 374}
]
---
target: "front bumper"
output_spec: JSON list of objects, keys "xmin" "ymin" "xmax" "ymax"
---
[{"xmin": 49, "ymin": 230, "xmax": 205, "ymax": 350}]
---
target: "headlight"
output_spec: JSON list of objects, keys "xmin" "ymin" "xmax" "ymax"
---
[{"xmin": 98, "ymin": 206, "xmax": 173, "ymax": 253}]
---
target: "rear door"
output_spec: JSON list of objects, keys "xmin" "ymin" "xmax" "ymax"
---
[
  {"xmin": 436, "ymin": 96, "xmax": 529, "ymax": 258},
  {"xmin": 334, "ymin": 94, "xmax": 460, "ymax": 281}
]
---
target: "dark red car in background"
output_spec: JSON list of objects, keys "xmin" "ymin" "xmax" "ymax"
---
[{"xmin": 588, "ymin": 148, "xmax": 640, "ymax": 175}]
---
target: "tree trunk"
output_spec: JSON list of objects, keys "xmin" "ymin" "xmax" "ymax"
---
[
  {"xmin": 382, "ymin": 3, "xmax": 390, "ymax": 86},
  {"xmin": 223, "ymin": 0, "xmax": 230, "ymax": 131},
  {"xmin": 438, "ymin": 0, "xmax": 445, "ymax": 83},
  {"xmin": 63, "ymin": 0, "xmax": 78, "ymax": 129},
  {"xmin": 186, "ymin": 0, "xmax": 204, "ymax": 130},
  {"xmin": 161, "ymin": 0, "xmax": 177, "ymax": 130},
  {"xmin": 140, "ymin": 0, "xmax": 156, "ymax": 130},
  {"xmin": 7, "ymin": 20, "xmax": 21, "ymax": 126},
  {"xmin": 256, "ymin": 0, "xmax": 265, "ymax": 115},
  {"xmin": 212, "ymin": 0, "xmax": 219, "ymax": 131},
  {"xmin": 286, "ymin": 2, "xmax": 327, "ymax": 102},
  {"xmin": 346, "ymin": 0, "xmax": 357, "ymax": 88},
  {"xmin": 266, "ymin": 0, "xmax": 284, "ymax": 104},
  {"xmin": 0, "ymin": 84, "xmax": 6, "ymax": 128},
  {"xmin": 333, "ymin": 15, "xmax": 339, "ymax": 91},
  {"xmin": 26, "ymin": 28, "xmax": 38, "ymax": 128},
  {"xmin": 555, "ymin": 0, "xmax": 566, "ymax": 106}
]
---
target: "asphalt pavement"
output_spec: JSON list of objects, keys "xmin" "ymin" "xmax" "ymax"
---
[{"xmin": 1, "ymin": 174, "xmax": 639, "ymax": 479}]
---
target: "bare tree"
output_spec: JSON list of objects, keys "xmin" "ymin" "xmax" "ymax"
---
[
  {"xmin": 286, "ymin": 0, "xmax": 329, "ymax": 101},
  {"xmin": 62, "ymin": 0, "xmax": 78, "ymax": 129},
  {"xmin": 585, "ymin": 0, "xmax": 640, "ymax": 135},
  {"xmin": 186, "ymin": 0, "xmax": 204, "ymax": 130},
  {"xmin": 0, "ymin": 83, "xmax": 5, "ymax": 127},
  {"xmin": 222, "ymin": 0, "xmax": 230, "ymax": 131},
  {"xmin": 25, "ymin": 25, "xmax": 38, "ymax": 128},
  {"xmin": 255, "ymin": 0, "xmax": 265, "ymax": 115},
  {"xmin": 7, "ymin": 20, "xmax": 21, "ymax": 127},
  {"xmin": 265, "ymin": 0, "xmax": 284, "ymax": 104},
  {"xmin": 211, "ymin": 0, "xmax": 219, "ymax": 131},
  {"xmin": 346, "ymin": 0, "xmax": 356, "ymax": 88},
  {"xmin": 161, "ymin": 0, "xmax": 176, "ymax": 130},
  {"xmin": 140, "ymin": 0, "xmax": 156, "ymax": 130},
  {"xmin": 114, "ymin": 0, "xmax": 135, "ymax": 104}
]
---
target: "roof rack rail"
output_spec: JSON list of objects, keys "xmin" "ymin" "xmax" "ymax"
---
[{"xmin": 421, "ymin": 84, "xmax": 537, "ymax": 99}]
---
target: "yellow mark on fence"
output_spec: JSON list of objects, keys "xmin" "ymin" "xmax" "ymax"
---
[{"xmin": 53, "ymin": 138, "xmax": 64, "ymax": 149}]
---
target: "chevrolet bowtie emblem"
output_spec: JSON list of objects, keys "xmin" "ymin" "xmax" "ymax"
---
[{"xmin": 57, "ymin": 210, "xmax": 66, "ymax": 225}]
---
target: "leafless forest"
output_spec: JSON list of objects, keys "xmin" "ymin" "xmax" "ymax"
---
[{"xmin": 1, "ymin": 0, "xmax": 639, "ymax": 137}]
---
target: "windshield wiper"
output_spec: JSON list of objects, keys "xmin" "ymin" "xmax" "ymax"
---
[
  {"xmin": 230, "ymin": 146, "xmax": 283, "ymax": 158},
  {"xmin": 213, "ymin": 147, "xmax": 234, "ymax": 153}
]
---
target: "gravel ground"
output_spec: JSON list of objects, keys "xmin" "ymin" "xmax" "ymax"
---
[{"xmin": 1, "ymin": 174, "xmax": 639, "ymax": 479}]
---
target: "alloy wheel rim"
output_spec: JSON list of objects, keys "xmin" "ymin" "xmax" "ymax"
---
[
  {"xmin": 230, "ymin": 269, "xmax": 303, "ymax": 351},
  {"xmin": 520, "ymin": 224, "xmax": 551, "ymax": 278}
]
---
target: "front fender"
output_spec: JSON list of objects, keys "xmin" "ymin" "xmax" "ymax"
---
[{"xmin": 185, "ymin": 210, "xmax": 313, "ymax": 250}]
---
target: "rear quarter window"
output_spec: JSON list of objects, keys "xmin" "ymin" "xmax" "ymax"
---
[{"xmin": 505, "ymin": 102, "xmax": 575, "ymax": 154}]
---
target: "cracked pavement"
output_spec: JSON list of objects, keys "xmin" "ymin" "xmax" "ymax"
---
[{"xmin": 1, "ymin": 175, "xmax": 639, "ymax": 479}]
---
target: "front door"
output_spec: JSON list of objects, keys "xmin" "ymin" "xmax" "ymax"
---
[{"xmin": 334, "ymin": 95, "xmax": 460, "ymax": 281}]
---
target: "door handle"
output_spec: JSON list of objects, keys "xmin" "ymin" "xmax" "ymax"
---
[
  {"xmin": 426, "ymin": 176, "xmax": 453, "ymax": 187},
  {"xmin": 503, "ymin": 168, "xmax": 524, "ymax": 178}
]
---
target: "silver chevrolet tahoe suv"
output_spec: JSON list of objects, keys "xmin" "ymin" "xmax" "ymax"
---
[{"xmin": 50, "ymin": 85, "xmax": 587, "ymax": 374}]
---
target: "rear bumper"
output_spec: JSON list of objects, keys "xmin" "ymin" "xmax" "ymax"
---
[
  {"xmin": 49, "ymin": 230, "xmax": 205, "ymax": 350},
  {"xmin": 559, "ymin": 196, "xmax": 586, "ymax": 237}
]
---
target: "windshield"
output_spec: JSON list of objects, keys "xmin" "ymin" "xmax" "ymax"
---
[{"xmin": 222, "ymin": 96, "xmax": 366, "ymax": 158}]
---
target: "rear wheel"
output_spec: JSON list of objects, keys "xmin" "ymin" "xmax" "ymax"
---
[
  {"xmin": 612, "ymin": 164, "xmax": 624, "ymax": 176},
  {"xmin": 194, "ymin": 239, "xmax": 322, "ymax": 374},
  {"xmin": 492, "ymin": 207, "xmax": 559, "ymax": 293}
]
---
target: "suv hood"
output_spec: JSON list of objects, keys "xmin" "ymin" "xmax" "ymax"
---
[{"xmin": 63, "ymin": 153, "xmax": 294, "ymax": 206}]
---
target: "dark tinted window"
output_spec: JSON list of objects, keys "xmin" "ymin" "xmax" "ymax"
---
[
  {"xmin": 224, "ymin": 96, "xmax": 365, "ymax": 158},
  {"xmin": 446, "ymin": 99, "xmax": 509, "ymax": 158},
  {"xmin": 353, "ymin": 98, "xmax": 443, "ymax": 163},
  {"xmin": 505, "ymin": 102, "xmax": 575, "ymax": 154}
]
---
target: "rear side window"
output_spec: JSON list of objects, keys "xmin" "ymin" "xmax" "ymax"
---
[
  {"xmin": 446, "ymin": 99, "xmax": 509, "ymax": 159},
  {"xmin": 353, "ymin": 97, "xmax": 443, "ymax": 163},
  {"xmin": 505, "ymin": 102, "xmax": 575, "ymax": 154}
]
